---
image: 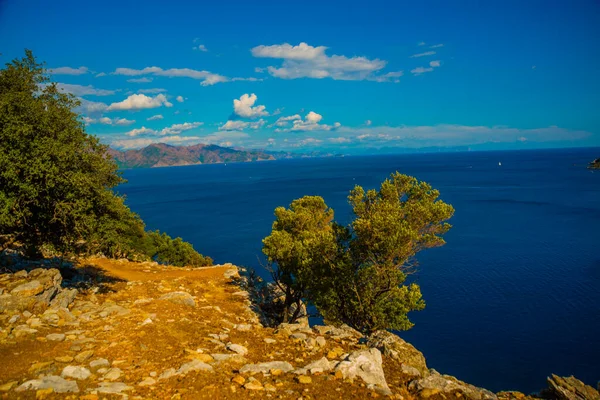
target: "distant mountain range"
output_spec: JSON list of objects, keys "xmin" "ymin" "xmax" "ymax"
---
[{"xmin": 106, "ymin": 143, "xmax": 309, "ymax": 169}]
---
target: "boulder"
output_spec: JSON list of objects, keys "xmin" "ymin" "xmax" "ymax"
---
[
  {"xmin": 334, "ymin": 348, "xmax": 391, "ymax": 395},
  {"xmin": 16, "ymin": 375, "xmax": 79, "ymax": 393},
  {"xmin": 546, "ymin": 374, "xmax": 600, "ymax": 400},
  {"xmin": 159, "ymin": 291, "xmax": 196, "ymax": 307},
  {"xmin": 409, "ymin": 370, "xmax": 497, "ymax": 400},
  {"xmin": 226, "ymin": 343, "xmax": 249, "ymax": 355},
  {"xmin": 10, "ymin": 280, "xmax": 44, "ymax": 297},
  {"xmin": 239, "ymin": 361, "xmax": 294, "ymax": 375},
  {"xmin": 367, "ymin": 330, "xmax": 429, "ymax": 377},
  {"xmin": 49, "ymin": 288, "xmax": 78, "ymax": 309},
  {"xmin": 61, "ymin": 366, "xmax": 91, "ymax": 380}
]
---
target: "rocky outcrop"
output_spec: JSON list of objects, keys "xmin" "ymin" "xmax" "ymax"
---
[
  {"xmin": 409, "ymin": 370, "xmax": 498, "ymax": 400},
  {"xmin": 334, "ymin": 348, "xmax": 392, "ymax": 395},
  {"xmin": 367, "ymin": 330, "xmax": 429, "ymax": 377},
  {"xmin": 546, "ymin": 374, "xmax": 600, "ymax": 400},
  {"xmin": 0, "ymin": 268, "xmax": 76, "ymax": 316}
]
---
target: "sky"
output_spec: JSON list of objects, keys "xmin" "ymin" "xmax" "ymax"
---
[{"xmin": 1, "ymin": 0, "xmax": 599, "ymax": 154}]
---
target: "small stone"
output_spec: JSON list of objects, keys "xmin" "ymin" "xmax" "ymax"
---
[
  {"xmin": 244, "ymin": 379, "xmax": 263, "ymax": 391},
  {"xmin": 234, "ymin": 324, "xmax": 253, "ymax": 331},
  {"xmin": 74, "ymin": 350, "xmax": 94, "ymax": 363},
  {"xmin": 158, "ymin": 368, "xmax": 177, "ymax": 380},
  {"xmin": 159, "ymin": 292, "xmax": 196, "ymax": 307},
  {"xmin": 46, "ymin": 333, "xmax": 66, "ymax": 341},
  {"xmin": 192, "ymin": 354, "xmax": 214, "ymax": 363},
  {"xmin": 177, "ymin": 359, "xmax": 213, "ymax": 375},
  {"xmin": 296, "ymin": 376, "xmax": 312, "ymax": 384},
  {"xmin": 315, "ymin": 336, "xmax": 326, "ymax": 347},
  {"xmin": 264, "ymin": 338, "xmax": 277, "ymax": 344},
  {"xmin": 227, "ymin": 343, "xmax": 249, "ymax": 356},
  {"xmin": 55, "ymin": 356, "xmax": 74, "ymax": 363},
  {"xmin": 138, "ymin": 377, "xmax": 156, "ymax": 386},
  {"xmin": 89, "ymin": 358, "xmax": 110, "ymax": 369},
  {"xmin": 35, "ymin": 387, "xmax": 54, "ymax": 399},
  {"xmin": 96, "ymin": 382, "xmax": 133, "ymax": 394},
  {"xmin": 103, "ymin": 367, "xmax": 122, "ymax": 381},
  {"xmin": 290, "ymin": 332, "xmax": 307, "ymax": 340},
  {"xmin": 61, "ymin": 365, "xmax": 91, "ymax": 380},
  {"xmin": 232, "ymin": 375, "xmax": 246, "ymax": 385}
]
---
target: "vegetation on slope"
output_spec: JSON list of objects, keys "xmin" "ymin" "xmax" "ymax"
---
[
  {"xmin": 0, "ymin": 50, "xmax": 211, "ymax": 267},
  {"xmin": 263, "ymin": 173, "xmax": 454, "ymax": 334},
  {"xmin": 588, "ymin": 158, "xmax": 600, "ymax": 169}
]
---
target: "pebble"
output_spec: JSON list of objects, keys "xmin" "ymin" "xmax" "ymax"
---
[{"xmin": 46, "ymin": 333, "xmax": 66, "ymax": 342}]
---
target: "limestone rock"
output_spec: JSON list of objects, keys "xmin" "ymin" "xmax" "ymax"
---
[
  {"xmin": 159, "ymin": 291, "xmax": 196, "ymax": 307},
  {"xmin": 239, "ymin": 361, "xmax": 294, "ymax": 375},
  {"xmin": 16, "ymin": 375, "xmax": 79, "ymax": 393},
  {"xmin": 334, "ymin": 348, "xmax": 391, "ymax": 396},
  {"xmin": 546, "ymin": 374, "xmax": 600, "ymax": 400},
  {"xmin": 409, "ymin": 371, "xmax": 497, "ymax": 400},
  {"xmin": 89, "ymin": 358, "xmax": 110, "ymax": 369},
  {"xmin": 138, "ymin": 377, "xmax": 156, "ymax": 386},
  {"xmin": 46, "ymin": 333, "xmax": 65, "ymax": 341},
  {"xmin": 49, "ymin": 289, "xmax": 78, "ymax": 309},
  {"xmin": 227, "ymin": 343, "xmax": 249, "ymax": 355},
  {"xmin": 367, "ymin": 330, "xmax": 429, "ymax": 377},
  {"xmin": 61, "ymin": 365, "xmax": 91, "ymax": 380},
  {"xmin": 103, "ymin": 367, "xmax": 122, "ymax": 381},
  {"xmin": 295, "ymin": 357, "xmax": 333, "ymax": 375},
  {"xmin": 96, "ymin": 382, "xmax": 133, "ymax": 394},
  {"xmin": 177, "ymin": 359, "xmax": 214, "ymax": 375},
  {"xmin": 11, "ymin": 280, "xmax": 44, "ymax": 297}
]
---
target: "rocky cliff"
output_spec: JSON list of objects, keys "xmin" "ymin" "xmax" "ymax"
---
[{"xmin": 0, "ymin": 257, "xmax": 598, "ymax": 399}]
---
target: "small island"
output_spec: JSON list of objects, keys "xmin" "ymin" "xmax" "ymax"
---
[{"xmin": 588, "ymin": 158, "xmax": 600, "ymax": 169}]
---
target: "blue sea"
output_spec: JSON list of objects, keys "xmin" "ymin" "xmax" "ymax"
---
[{"xmin": 119, "ymin": 147, "xmax": 600, "ymax": 393}]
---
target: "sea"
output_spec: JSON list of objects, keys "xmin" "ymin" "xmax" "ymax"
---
[{"xmin": 119, "ymin": 147, "xmax": 600, "ymax": 394}]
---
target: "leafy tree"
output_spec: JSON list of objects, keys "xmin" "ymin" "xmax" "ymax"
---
[
  {"xmin": 0, "ymin": 50, "xmax": 211, "ymax": 267},
  {"xmin": 262, "ymin": 173, "xmax": 454, "ymax": 334},
  {"xmin": 262, "ymin": 196, "xmax": 339, "ymax": 323}
]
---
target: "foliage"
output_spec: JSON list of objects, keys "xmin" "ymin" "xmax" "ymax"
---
[
  {"xmin": 262, "ymin": 173, "xmax": 454, "ymax": 334},
  {"xmin": 588, "ymin": 158, "xmax": 600, "ymax": 169},
  {"xmin": 262, "ymin": 196, "xmax": 339, "ymax": 322},
  {"xmin": 0, "ymin": 50, "xmax": 211, "ymax": 267},
  {"xmin": 147, "ymin": 230, "xmax": 213, "ymax": 267}
]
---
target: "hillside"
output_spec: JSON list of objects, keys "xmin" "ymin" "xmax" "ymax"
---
[
  {"xmin": 107, "ymin": 143, "xmax": 280, "ymax": 169},
  {"xmin": 589, "ymin": 158, "xmax": 600, "ymax": 169},
  {"xmin": 1, "ymin": 258, "xmax": 598, "ymax": 399}
]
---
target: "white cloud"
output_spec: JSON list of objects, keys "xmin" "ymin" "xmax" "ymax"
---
[
  {"xmin": 233, "ymin": 93, "xmax": 268, "ymax": 118},
  {"xmin": 329, "ymin": 137, "xmax": 352, "ymax": 143},
  {"xmin": 138, "ymin": 88, "xmax": 167, "ymax": 94},
  {"xmin": 147, "ymin": 114, "xmax": 164, "ymax": 121},
  {"xmin": 57, "ymin": 83, "xmax": 115, "ymax": 97},
  {"xmin": 84, "ymin": 117, "xmax": 135, "ymax": 126},
  {"xmin": 251, "ymin": 42, "xmax": 398, "ymax": 82},
  {"xmin": 370, "ymin": 71, "xmax": 403, "ymax": 83},
  {"xmin": 411, "ymin": 67, "xmax": 434, "ymax": 75},
  {"xmin": 410, "ymin": 51, "xmax": 436, "ymax": 58},
  {"xmin": 77, "ymin": 98, "xmax": 108, "ymax": 114},
  {"xmin": 95, "ymin": 72, "xmax": 107, "ymax": 78},
  {"xmin": 49, "ymin": 66, "xmax": 88, "ymax": 75},
  {"xmin": 125, "ymin": 127, "xmax": 156, "ymax": 137},
  {"xmin": 160, "ymin": 122, "xmax": 202, "ymax": 135},
  {"xmin": 107, "ymin": 94, "xmax": 173, "ymax": 111},
  {"xmin": 273, "ymin": 114, "xmax": 301, "ymax": 126},
  {"xmin": 219, "ymin": 120, "xmax": 249, "ymax": 131},
  {"xmin": 219, "ymin": 119, "xmax": 265, "ymax": 131},
  {"xmin": 127, "ymin": 77, "xmax": 153, "ymax": 83},
  {"xmin": 418, "ymin": 41, "xmax": 426, "ymax": 46},
  {"xmin": 365, "ymin": 120, "xmax": 372, "ymax": 126},
  {"xmin": 430, "ymin": 60, "xmax": 441, "ymax": 67},
  {"xmin": 429, "ymin": 44, "xmax": 444, "ymax": 49},
  {"xmin": 276, "ymin": 111, "xmax": 340, "ymax": 132},
  {"xmin": 176, "ymin": 95, "xmax": 184, "ymax": 103},
  {"xmin": 113, "ymin": 66, "xmax": 229, "ymax": 86},
  {"xmin": 194, "ymin": 44, "xmax": 208, "ymax": 52}
]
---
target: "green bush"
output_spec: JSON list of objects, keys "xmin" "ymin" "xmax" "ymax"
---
[
  {"xmin": 0, "ymin": 50, "xmax": 211, "ymax": 267},
  {"xmin": 263, "ymin": 173, "xmax": 454, "ymax": 334}
]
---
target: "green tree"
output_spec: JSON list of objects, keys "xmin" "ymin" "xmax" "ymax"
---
[
  {"xmin": 0, "ymin": 50, "xmax": 123, "ymax": 256},
  {"xmin": 262, "ymin": 196, "xmax": 339, "ymax": 323},
  {"xmin": 0, "ymin": 50, "xmax": 211, "ymax": 267},
  {"xmin": 262, "ymin": 173, "xmax": 454, "ymax": 334}
]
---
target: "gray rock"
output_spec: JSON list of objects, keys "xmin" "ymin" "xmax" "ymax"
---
[
  {"xmin": 46, "ymin": 333, "xmax": 66, "ymax": 341},
  {"xmin": 546, "ymin": 374, "xmax": 600, "ymax": 400},
  {"xmin": 367, "ymin": 330, "xmax": 429, "ymax": 377},
  {"xmin": 10, "ymin": 280, "xmax": 44, "ymax": 297},
  {"xmin": 49, "ymin": 288, "xmax": 78, "ymax": 309},
  {"xmin": 263, "ymin": 338, "xmax": 277, "ymax": 344},
  {"xmin": 138, "ymin": 377, "xmax": 156, "ymax": 386},
  {"xmin": 227, "ymin": 343, "xmax": 249, "ymax": 355},
  {"xmin": 290, "ymin": 332, "xmax": 307, "ymax": 340},
  {"xmin": 16, "ymin": 375, "xmax": 79, "ymax": 393},
  {"xmin": 89, "ymin": 358, "xmax": 110, "ymax": 369},
  {"xmin": 224, "ymin": 268, "xmax": 240, "ymax": 279},
  {"xmin": 334, "ymin": 348, "xmax": 391, "ymax": 396},
  {"xmin": 234, "ymin": 323, "xmax": 253, "ymax": 331},
  {"xmin": 177, "ymin": 359, "xmax": 214, "ymax": 375},
  {"xmin": 103, "ymin": 367, "xmax": 122, "ymax": 381},
  {"xmin": 61, "ymin": 365, "xmax": 91, "ymax": 380},
  {"xmin": 239, "ymin": 361, "xmax": 294, "ymax": 375},
  {"xmin": 409, "ymin": 371, "xmax": 498, "ymax": 400},
  {"xmin": 158, "ymin": 368, "xmax": 177, "ymax": 380},
  {"xmin": 211, "ymin": 354, "xmax": 246, "ymax": 363},
  {"xmin": 159, "ymin": 291, "xmax": 196, "ymax": 307},
  {"xmin": 295, "ymin": 357, "xmax": 333, "ymax": 375},
  {"xmin": 96, "ymin": 382, "xmax": 133, "ymax": 394}
]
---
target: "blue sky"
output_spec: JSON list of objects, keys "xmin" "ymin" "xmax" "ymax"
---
[{"xmin": 1, "ymin": 0, "xmax": 599, "ymax": 153}]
